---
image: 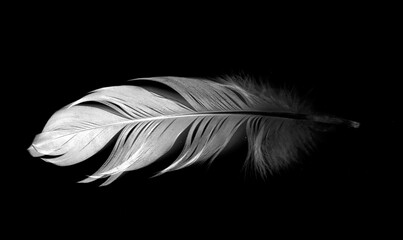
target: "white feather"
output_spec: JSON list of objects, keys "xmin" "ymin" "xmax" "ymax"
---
[{"xmin": 28, "ymin": 76, "xmax": 359, "ymax": 185}]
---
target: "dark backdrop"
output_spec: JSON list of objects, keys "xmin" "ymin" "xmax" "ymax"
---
[{"xmin": 8, "ymin": 8, "xmax": 400, "ymax": 235}]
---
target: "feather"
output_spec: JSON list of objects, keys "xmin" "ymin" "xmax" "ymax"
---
[{"xmin": 28, "ymin": 76, "xmax": 359, "ymax": 185}]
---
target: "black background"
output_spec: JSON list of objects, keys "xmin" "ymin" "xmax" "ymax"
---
[{"xmin": 7, "ymin": 5, "xmax": 400, "ymax": 236}]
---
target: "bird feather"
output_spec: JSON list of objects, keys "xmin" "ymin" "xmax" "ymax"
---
[{"xmin": 28, "ymin": 76, "xmax": 359, "ymax": 185}]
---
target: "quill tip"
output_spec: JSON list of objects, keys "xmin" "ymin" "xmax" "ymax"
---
[
  {"xmin": 349, "ymin": 121, "xmax": 360, "ymax": 128},
  {"xmin": 309, "ymin": 115, "xmax": 360, "ymax": 128}
]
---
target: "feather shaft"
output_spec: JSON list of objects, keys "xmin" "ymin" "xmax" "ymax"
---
[{"xmin": 38, "ymin": 111, "xmax": 358, "ymax": 136}]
